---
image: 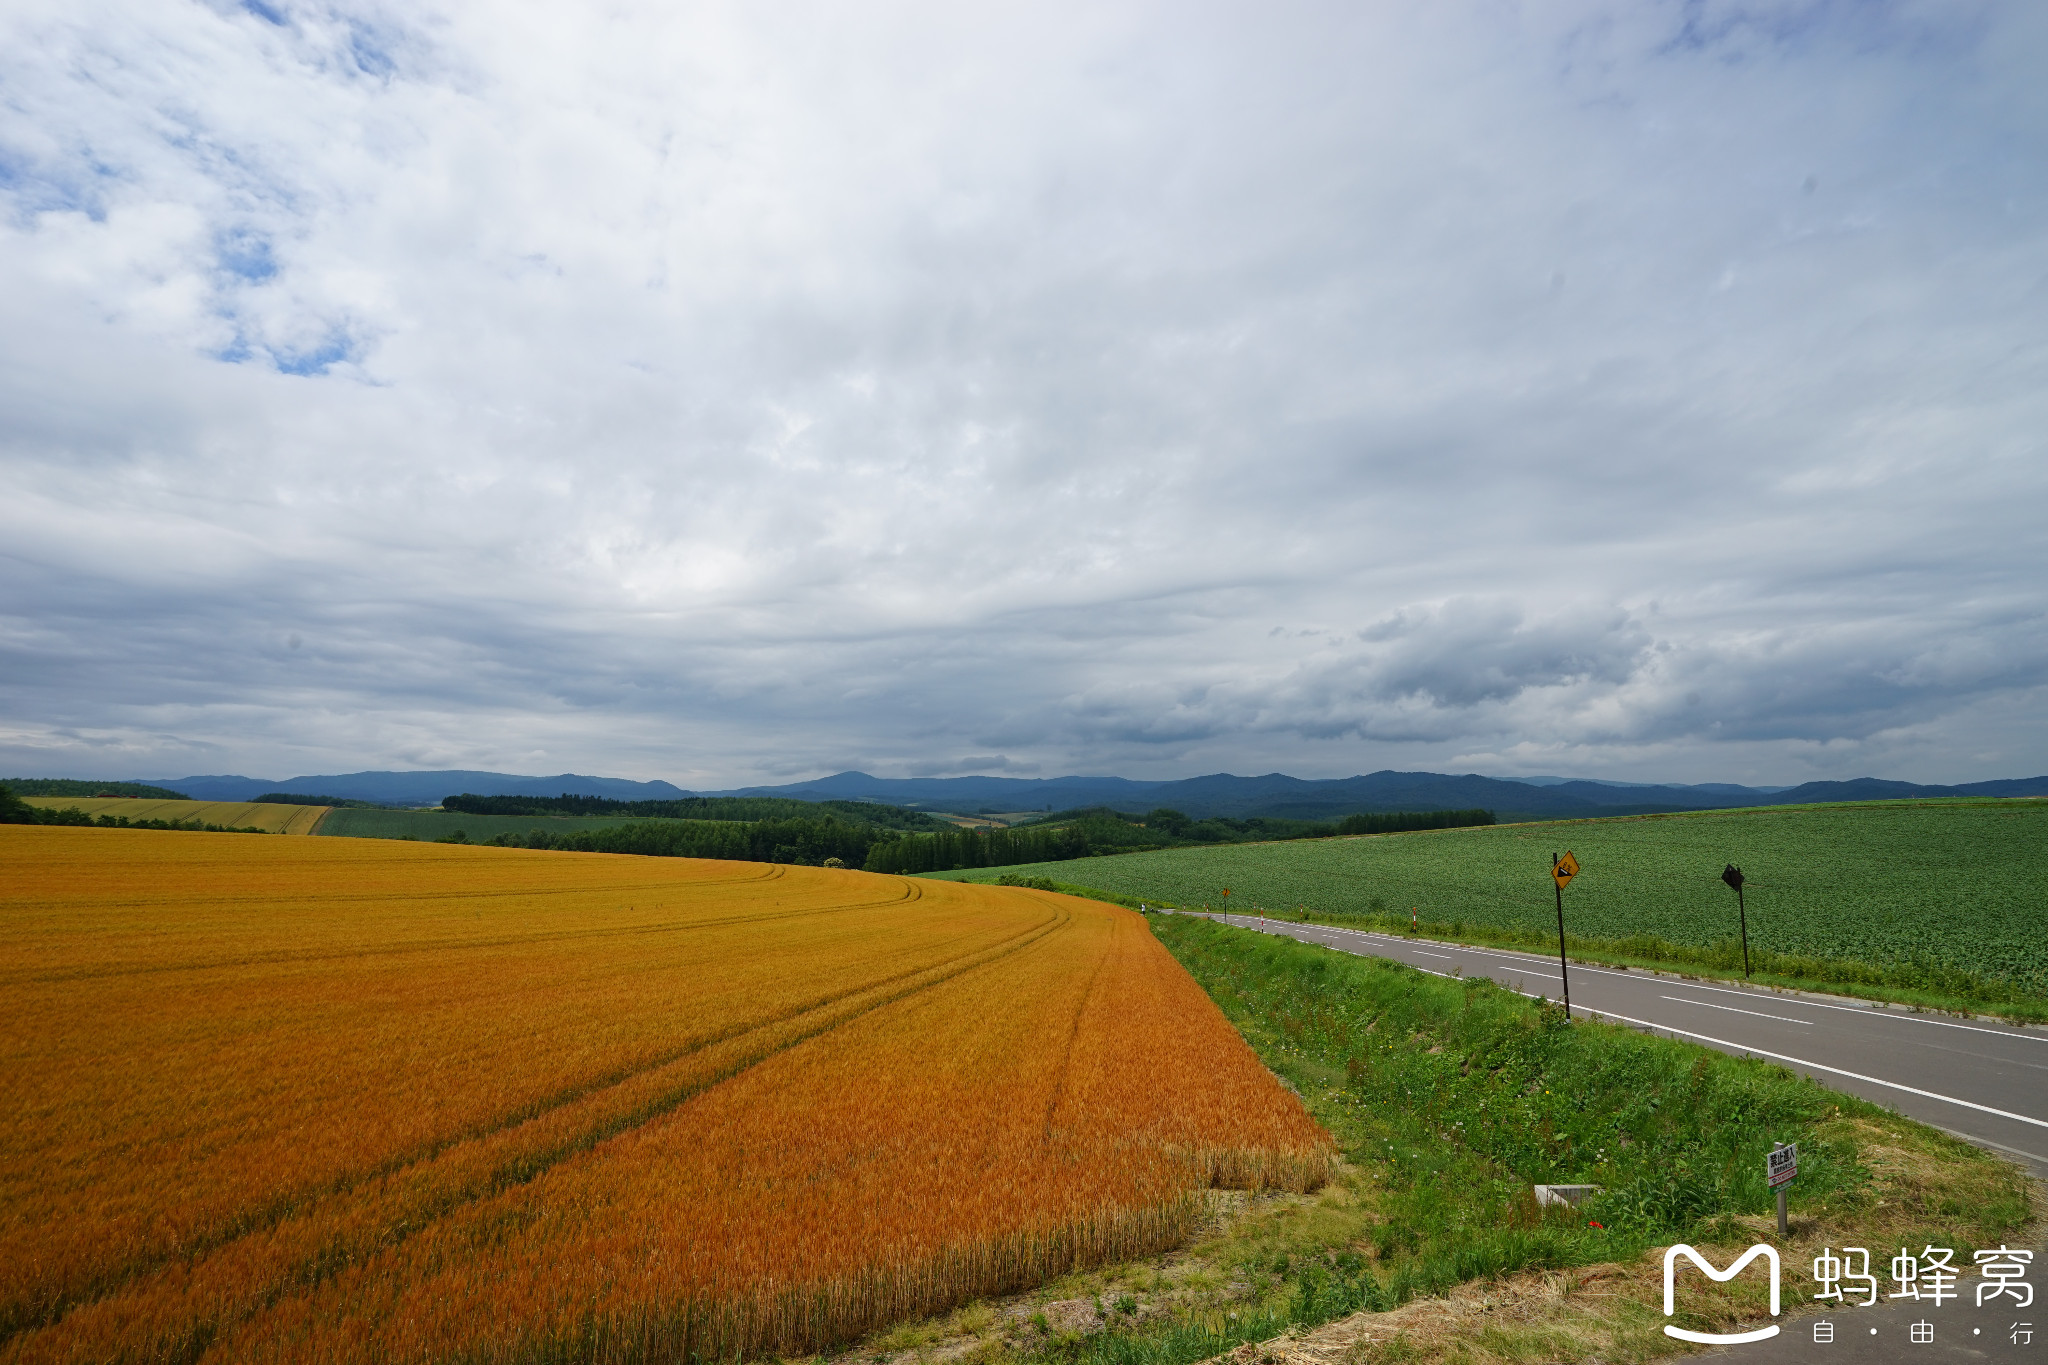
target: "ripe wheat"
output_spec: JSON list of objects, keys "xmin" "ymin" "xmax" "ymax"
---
[{"xmin": 0, "ymin": 826, "xmax": 1329, "ymax": 1364}]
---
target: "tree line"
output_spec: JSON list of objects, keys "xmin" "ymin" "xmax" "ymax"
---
[
  {"xmin": 857, "ymin": 807, "xmax": 1495, "ymax": 874},
  {"xmin": 471, "ymin": 815, "xmax": 891, "ymax": 866},
  {"xmin": 442, "ymin": 792, "xmax": 947, "ymax": 830},
  {"xmin": 0, "ymin": 778, "xmax": 191, "ymax": 800},
  {"xmin": 860, "ymin": 824, "xmax": 1092, "ymax": 874},
  {"xmin": 1332, "ymin": 809, "xmax": 1495, "ymax": 835},
  {"xmin": 255, "ymin": 793, "xmax": 389, "ymax": 809},
  {"xmin": 0, "ymin": 776, "xmax": 1491, "ymax": 873}
]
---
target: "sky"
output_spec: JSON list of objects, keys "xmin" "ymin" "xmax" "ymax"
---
[{"xmin": 2, "ymin": 0, "xmax": 2045, "ymax": 789}]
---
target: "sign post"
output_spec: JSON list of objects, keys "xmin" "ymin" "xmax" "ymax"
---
[
  {"xmin": 1767, "ymin": 1142, "xmax": 1798, "ymax": 1236},
  {"xmin": 1551, "ymin": 852, "xmax": 1579, "ymax": 1018},
  {"xmin": 1722, "ymin": 864, "xmax": 1751, "ymax": 976}
]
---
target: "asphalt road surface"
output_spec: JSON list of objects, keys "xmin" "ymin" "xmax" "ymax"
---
[{"xmin": 1179, "ymin": 911, "xmax": 2048, "ymax": 1361}]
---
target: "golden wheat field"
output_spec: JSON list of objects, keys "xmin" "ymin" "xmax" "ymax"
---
[
  {"xmin": 0, "ymin": 826, "xmax": 1330, "ymax": 1365},
  {"xmin": 19, "ymin": 796, "xmax": 331, "ymax": 834}
]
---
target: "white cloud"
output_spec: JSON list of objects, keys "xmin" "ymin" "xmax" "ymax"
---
[{"xmin": 1, "ymin": 0, "xmax": 2044, "ymax": 786}]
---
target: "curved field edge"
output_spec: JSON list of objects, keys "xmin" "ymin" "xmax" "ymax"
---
[
  {"xmin": 924, "ymin": 800, "xmax": 2048, "ymax": 1019},
  {"xmin": 0, "ymin": 829, "xmax": 1331, "ymax": 1364},
  {"xmin": 815, "ymin": 915, "xmax": 2037, "ymax": 1365}
]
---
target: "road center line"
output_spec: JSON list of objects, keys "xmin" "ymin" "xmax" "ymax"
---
[
  {"xmin": 1297, "ymin": 923, "xmax": 2045, "ymax": 1044},
  {"xmin": 1639, "ymin": 977, "xmax": 2048, "ymax": 1041},
  {"xmin": 1575, "ymin": 1009, "xmax": 2048, "ymax": 1132},
  {"xmin": 1660, "ymin": 995, "xmax": 1812, "ymax": 1025}
]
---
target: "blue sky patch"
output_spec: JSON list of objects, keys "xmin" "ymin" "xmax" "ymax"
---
[
  {"xmin": 348, "ymin": 22, "xmax": 398, "ymax": 80},
  {"xmin": 215, "ymin": 228, "xmax": 278, "ymax": 283},
  {"xmin": 270, "ymin": 327, "xmax": 359, "ymax": 376}
]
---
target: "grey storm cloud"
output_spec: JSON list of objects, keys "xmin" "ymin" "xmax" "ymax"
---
[{"xmin": 1, "ymin": 0, "xmax": 2045, "ymax": 787}]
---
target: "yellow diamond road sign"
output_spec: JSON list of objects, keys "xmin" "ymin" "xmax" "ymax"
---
[{"xmin": 1553, "ymin": 851, "xmax": 1581, "ymax": 888}]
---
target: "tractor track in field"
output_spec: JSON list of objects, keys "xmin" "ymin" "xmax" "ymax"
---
[{"xmin": 8, "ymin": 899, "xmax": 1077, "ymax": 1349}]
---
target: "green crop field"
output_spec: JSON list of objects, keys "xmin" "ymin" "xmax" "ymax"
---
[
  {"xmin": 930, "ymin": 800, "xmax": 2048, "ymax": 1003},
  {"xmin": 313, "ymin": 808, "xmax": 694, "ymax": 842}
]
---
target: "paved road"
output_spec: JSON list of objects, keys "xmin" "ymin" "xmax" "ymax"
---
[
  {"xmin": 1180, "ymin": 912, "xmax": 2048, "ymax": 1360},
  {"xmin": 1182, "ymin": 912, "xmax": 2048, "ymax": 1177}
]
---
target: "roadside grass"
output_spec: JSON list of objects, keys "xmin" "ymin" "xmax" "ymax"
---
[{"xmin": 826, "ymin": 916, "xmax": 2034, "ymax": 1365}]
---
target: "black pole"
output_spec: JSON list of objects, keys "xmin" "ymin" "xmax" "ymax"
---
[
  {"xmin": 1553, "ymin": 853, "xmax": 1571, "ymax": 1017},
  {"xmin": 1737, "ymin": 882, "xmax": 1750, "ymax": 977},
  {"xmin": 1723, "ymin": 864, "xmax": 1751, "ymax": 977}
]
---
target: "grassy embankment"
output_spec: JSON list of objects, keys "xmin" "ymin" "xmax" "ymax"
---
[
  {"xmin": 929, "ymin": 800, "xmax": 2048, "ymax": 1020},
  {"xmin": 851, "ymin": 916, "xmax": 2034, "ymax": 1365}
]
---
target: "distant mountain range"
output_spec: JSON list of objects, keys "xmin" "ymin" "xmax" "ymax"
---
[
  {"xmin": 147, "ymin": 770, "xmax": 690, "ymax": 806},
  {"xmin": 712, "ymin": 770, "xmax": 2048, "ymax": 821},
  {"xmin": 88, "ymin": 766, "xmax": 2048, "ymax": 821}
]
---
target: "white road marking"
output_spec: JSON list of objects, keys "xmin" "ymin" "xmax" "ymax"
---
[
  {"xmin": 1356, "ymin": 935, "xmax": 1563, "ymax": 978},
  {"xmin": 1572, "ymin": 1008, "xmax": 2048, "ymax": 1132},
  {"xmin": 1637, "ymin": 977, "xmax": 2048, "ymax": 1042},
  {"xmin": 1247, "ymin": 917, "xmax": 2047, "ymax": 1045},
  {"xmin": 1928, "ymin": 1126, "xmax": 2048, "ymax": 1170},
  {"xmin": 1660, "ymin": 995, "xmax": 1814, "ymax": 1025},
  {"xmin": 1411, "ymin": 950, "xmax": 1455, "ymax": 960},
  {"xmin": 1342, "ymin": 933, "xmax": 2046, "ymax": 1041}
]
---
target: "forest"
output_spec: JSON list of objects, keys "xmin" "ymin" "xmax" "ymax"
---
[
  {"xmin": 441, "ymin": 791, "xmax": 948, "ymax": 830},
  {"xmin": 473, "ymin": 813, "xmax": 894, "ymax": 866},
  {"xmin": 0, "ymin": 778, "xmax": 190, "ymax": 800},
  {"xmin": 859, "ymin": 807, "xmax": 1494, "ymax": 874}
]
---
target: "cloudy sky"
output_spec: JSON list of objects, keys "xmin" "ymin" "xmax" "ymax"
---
[{"xmin": 3, "ymin": 0, "xmax": 2044, "ymax": 788}]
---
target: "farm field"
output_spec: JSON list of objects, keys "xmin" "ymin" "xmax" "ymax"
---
[
  {"xmin": 0, "ymin": 826, "xmax": 1327, "ymax": 1365},
  {"xmin": 313, "ymin": 805, "xmax": 682, "ymax": 842},
  {"xmin": 929, "ymin": 800, "xmax": 2048, "ymax": 1001},
  {"xmin": 19, "ymin": 795, "xmax": 328, "ymax": 834}
]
